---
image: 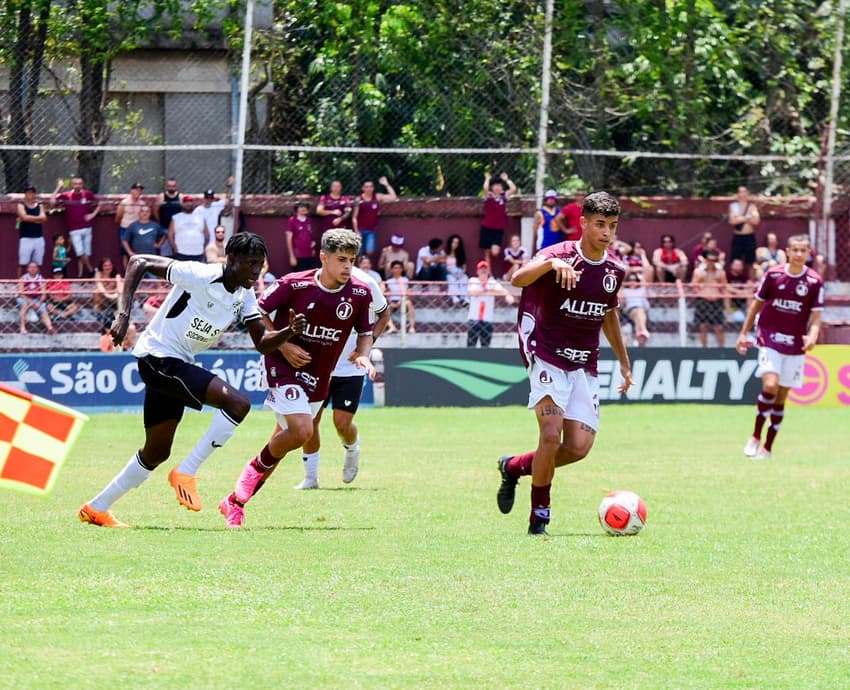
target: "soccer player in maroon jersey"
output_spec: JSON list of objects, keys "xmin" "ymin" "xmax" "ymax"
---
[
  {"xmin": 219, "ymin": 229, "xmax": 375, "ymax": 527},
  {"xmin": 736, "ymin": 235, "xmax": 823, "ymax": 460},
  {"xmin": 496, "ymin": 191, "xmax": 634, "ymax": 536}
]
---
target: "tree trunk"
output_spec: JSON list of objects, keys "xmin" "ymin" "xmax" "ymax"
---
[{"xmin": 75, "ymin": 52, "xmax": 110, "ymax": 192}]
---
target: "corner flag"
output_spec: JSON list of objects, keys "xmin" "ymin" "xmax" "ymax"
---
[{"xmin": 0, "ymin": 383, "xmax": 88, "ymax": 495}]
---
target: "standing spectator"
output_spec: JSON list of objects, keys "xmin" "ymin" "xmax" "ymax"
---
[
  {"xmin": 17, "ymin": 261, "xmax": 55, "ymax": 334},
  {"xmin": 52, "ymin": 233, "xmax": 71, "ymax": 276},
  {"xmin": 728, "ymin": 185, "xmax": 760, "ymax": 277},
  {"xmin": 532, "ymin": 189, "xmax": 561, "ymax": 252},
  {"xmin": 53, "ymin": 175, "xmax": 101, "ymax": 277},
  {"xmin": 194, "ymin": 177, "xmax": 233, "ymax": 237},
  {"xmin": 385, "ymin": 260, "xmax": 416, "ymax": 333},
  {"xmin": 503, "ymin": 234, "xmax": 529, "ymax": 281},
  {"xmin": 620, "ymin": 271, "xmax": 651, "ymax": 346},
  {"xmin": 94, "ymin": 257, "xmax": 123, "ymax": 329},
  {"xmin": 123, "ymin": 204, "xmax": 165, "ymax": 261},
  {"xmin": 652, "ymin": 234, "xmax": 689, "ymax": 282},
  {"xmin": 736, "ymin": 235, "xmax": 823, "ymax": 460},
  {"xmin": 316, "ymin": 180, "xmax": 352, "ymax": 231},
  {"xmin": 691, "ymin": 248, "xmax": 730, "ymax": 347},
  {"xmin": 377, "ymin": 234, "xmax": 414, "ymax": 279},
  {"xmin": 445, "ymin": 234, "xmax": 468, "ymax": 306},
  {"xmin": 17, "ymin": 184, "xmax": 47, "ymax": 277},
  {"xmin": 754, "ymin": 232, "xmax": 787, "ymax": 279},
  {"xmin": 154, "ymin": 177, "xmax": 183, "ymax": 256},
  {"xmin": 356, "ymin": 254, "xmax": 383, "ymax": 286},
  {"xmin": 552, "ymin": 190, "xmax": 585, "ymax": 242},
  {"xmin": 205, "ymin": 225, "xmax": 228, "ymax": 265},
  {"xmin": 726, "ymin": 257, "xmax": 751, "ymax": 319},
  {"xmin": 286, "ymin": 201, "xmax": 318, "ymax": 271},
  {"xmin": 115, "ymin": 182, "xmax": 146, "ymax": 269},
  {"xmin": 352, "ymin": 176, "xmax": 398, "ymax": 258},
  {"xmin": 415, "ymin": 237, "xmax": 448, "ymax": 282},
  {"xmin": 45, "ymin": 267, "xmax": 81, "ymax": 321},
  {"xmin": 479, "ymin": 170, "xmax": 516, "ymax": 261},
  {"xmin": 168, "ymin": 195, "xmax": 208, "ymax": 262},
  {"xmin": 467, "ymin": 261, "xmax": 514, "ymax": 347}
]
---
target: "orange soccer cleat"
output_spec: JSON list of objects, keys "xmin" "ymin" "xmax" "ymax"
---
[
  {"xmin": 78, "ymin": 503, "xmax": 129, "ymax": 528},
  {"xmin": 168, "ymin": 467, "xmax": 202, "ymax": 512}
]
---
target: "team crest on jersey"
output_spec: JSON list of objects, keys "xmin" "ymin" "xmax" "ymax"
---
[
  {"xmin": 336, "ymin": 301, "xmax": 354, "ymax": 319},
  {"xmin": 602, "ymin": 273, "xmax": 618, "ymax": 293},
  {"xmin": 795, "ymin": 282, "xmax": 808, "ymax": 297}
]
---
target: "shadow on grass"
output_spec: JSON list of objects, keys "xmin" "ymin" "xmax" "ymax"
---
[{"xmin": 133, "ymin": 525, "xmax": 376, "ymax": 532}]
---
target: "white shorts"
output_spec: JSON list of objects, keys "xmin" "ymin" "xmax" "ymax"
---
[
  {"xmin": 527, "ymin": 358, "xmax": 600, "ymax": 431},
  {"xmin": 264, "ymin": 384, "xmax": 323, "ymax": 429},
  {"xmin": 18, "ymin": 237, "xmax": 45, "ymax": 266},
  {"xmin": 755, "ymin": 347, "xmax": 805, "ymax": 388},
  {"xmin": 69, "ymin": 227, "xmax": 92, "ymax": 257}
]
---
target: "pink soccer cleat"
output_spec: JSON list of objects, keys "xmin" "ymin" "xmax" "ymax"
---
[{"xmin": 219, "ymin": 493, "xmax": 245, "ymax": 528}]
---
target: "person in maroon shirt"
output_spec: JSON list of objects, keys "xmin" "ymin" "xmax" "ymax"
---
[
  {"xmin": 479, "ymin": 170, "xmax": 516, "ymax": 261},
  {"xmin": 316, "ymin": 180, "xmax": 352, "ymax": 232},
  {"xmin": 495, "ymin": 191, "xmax": 633, "ymax": 536},
  {"xmin": 53, "ymin": 175, "xmax": 102, "ymax": 277},
  {"xmin": 286, "ymin": 201, "xmax": 318, "ymax": 271},
  {"xmin": 736, "ymin": 235, "xmax": 824, "ymax": 460},
  {"xmin": 352, "ymin": 176, "xmax": 398, "ymax": 259},
  {"xmin": 552, "ymin": 190, "xmax": 585, "ymax": 242},
  {"xmin": 219, "ymin": 228, "xmax": 375, "ymax": 528}
]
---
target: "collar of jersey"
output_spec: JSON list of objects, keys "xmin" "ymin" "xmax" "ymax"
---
[
  {"xmin": 574, "ymin": 241, "xmax": 606, "ymax": 266},
  {"xmin": 314, "ymin": 269, "xmax": 346, "ymax": 293},
  {"xmin": 784, "ymin": 265, "xmax": 806, "ymax": 278}
]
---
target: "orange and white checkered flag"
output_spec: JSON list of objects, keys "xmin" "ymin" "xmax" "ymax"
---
[{"xmin": 0, "ymin": 383, "xmax": 88, "ymax": 495}]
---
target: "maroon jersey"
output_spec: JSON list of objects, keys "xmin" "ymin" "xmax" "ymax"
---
[
  {"xmin": 482, "ymin": 191, "xmax": 507, "ymax": 229},
  {"xmin": 287, "ymin": 215, "xmax": 314, "ymax": 259},
  {"xmin": 56, "ymin": 189, "xmax": 98, "ymax": 230},
  {"xmin": 517, "ymin": 241, "xmax": 626, "ymax": 376},
  {"xmin": 355, "ymin": 194, "xmax": 380, "ymax": 230},
  {"xmin": 755, "ymin": 265, "xmax": 824, "ymax": 355},
  {"xmin": 259, "ymin": 269, "xmax": 373, "ymax": 401},
  {"xmin": 319, "ymin": 193, "xmax": 351, "ymax": 231}
]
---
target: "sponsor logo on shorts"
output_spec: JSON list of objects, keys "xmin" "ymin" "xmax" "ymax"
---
[
  {"xmin": 284, "ymin": 385, "xmax": 300, "ymax": 401},
  {"xmin": 539, "ymin": 369, "xmax": 552, "ymax": 384}
]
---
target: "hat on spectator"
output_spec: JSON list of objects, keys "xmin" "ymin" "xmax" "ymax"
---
[
  {"xmin": 476, "ymin": 260, "xmax": 490, "ymax": 271},
  {"xmin": 24, "ymin": 184, "xmax": 36, "ymax": 192},
  {"xmin": 182, "ymin": 194, "xmax": 194, "ymax": 203},
  {"xmin": 52, "ymin": 266, "xmax": 63, "ymax": 274},
  {"xmin": 390, "ymin": 234, "xmax": 405, "ymax": 246},
  {"xmin": 131, "ymin": 181, "xmax": 144, "ymax": 190},
  {"xmin": 204, "ymin": 189, "xmax": 215, "ymax": 198},
  {"xmin": 544, "ymin": 189, "xmax": 557, "ymax": 199}
]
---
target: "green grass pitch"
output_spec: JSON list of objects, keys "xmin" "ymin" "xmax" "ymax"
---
[{"xmin": 1, "ymin": 404, "xmax": 848, "ymax": 688}]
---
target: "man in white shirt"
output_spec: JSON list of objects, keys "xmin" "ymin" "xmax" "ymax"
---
[
  {"xmin": 193, "ymin": 177, "xmax": 233, "ymax": 237},
  {"xmin": 78, "ymin": 232, "xmax": 306, "ymax": 528},
  {"xmin": 467, "ymin": 260, "xmax": 514, "ymax": 347},
  {"xmin": 168, "ymin": 195, "xmax": 208, "ymax": 261}
]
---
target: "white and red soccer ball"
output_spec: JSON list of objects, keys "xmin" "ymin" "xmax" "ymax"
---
[{"xmin": 598, "ymin": 490, "xmax": 647, "ymax": 536}]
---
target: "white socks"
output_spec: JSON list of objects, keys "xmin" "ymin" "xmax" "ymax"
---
[
  {"xmin": 177, "ymin": 409, "xmax": 239, "ymax": 476},
  {"xmin": 89, "ymin": 452, "xmax": 151, "ymax": 511},
  {"xmin": 302, "ymin": 451, "xmax": 320, "ymax": 481}
]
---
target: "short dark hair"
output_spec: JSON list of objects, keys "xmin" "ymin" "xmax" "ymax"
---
[
  {"xmin": 226, "ymin": 231, "xmax": 267, "ymax": 257},
  {"xmin": 390, "ymin": 260, "xmax": 404, "ymax": 269},
  {"xmin": 582, "ymin": 191, "xmax": 620, "ymax": 217},
  {"xmin": 428, "ymin": 237, "xmax": 443, "ymax": 251},
  {"xmin": 294, "ymin": 201, "xmax": 310, "ymax": 212},
  {"xmin": 703, "ymin": 249, "xmax": 720, "ymax": 260}
]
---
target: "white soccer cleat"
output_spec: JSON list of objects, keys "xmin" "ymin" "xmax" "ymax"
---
[
  {"xmin": 755, "ymin": 448, "xmax": 772, "ymax": 460},
  {"xmin": 293, "ymin": 478, "xmax": 319, "ymax": 490},
  {"xmin": 342, "ymin": 447, "xmax": 360, "ymax": 484},
  {"xmin": 743, "ymin": 437, "xmax": 760, "ymax": 457}
]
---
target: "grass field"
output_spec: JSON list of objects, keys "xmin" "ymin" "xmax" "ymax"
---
[{"xmin": 1, "ymin": 404, "xmax": 848, "ymax": 689}]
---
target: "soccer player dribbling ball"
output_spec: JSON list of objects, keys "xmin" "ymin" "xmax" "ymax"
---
[
  {"xmin": 219, "ymin": 228, "xmax": 375, "ymax": 528},
  {"xmin": 78, "ymin": 233, "xmax": 306, "ymax": 527},
  {"xmin": 496, "ymin": 191, "xmax": 634, "ymax": 536},
  {"xmin": 736, "ymin": 234, "xmax": 823, "ymax": 459}
]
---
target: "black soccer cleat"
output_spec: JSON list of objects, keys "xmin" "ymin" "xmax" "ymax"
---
[
  {"xmin": 527, "ymin": 520, "xmax": 550, "ymax": 536},
  {"xmin": 497, "ymin": 455, "xmax": 519, "ymax": 514}
]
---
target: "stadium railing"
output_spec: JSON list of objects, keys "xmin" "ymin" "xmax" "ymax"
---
[{"xmin": 2, "ymin": 279, "xmax": 849, "ymax": 351}]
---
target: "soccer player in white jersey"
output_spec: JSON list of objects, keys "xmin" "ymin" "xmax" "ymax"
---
[
  {"xmin": 736, "ymin": 235, "xmax": 823, "ymax": 459},
  {"xmin": 288, "ymin": 265, "xmax": 391, "ymax": 488},
  {"xmin": 78, "ymin": 233, "xmax": 305, "ymax": 527}
]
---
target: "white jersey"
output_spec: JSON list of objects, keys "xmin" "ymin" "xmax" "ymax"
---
[
  {"xmin": 171, "ymin": 212, "xmax": 207, "ymax": 256},
  {"xmin": 332, "ymin": 266, "xmax": 388, "ymax": 378},
  {"xmin": 134, "ymin": 261, "xmax": 261, "ymax": 362}
]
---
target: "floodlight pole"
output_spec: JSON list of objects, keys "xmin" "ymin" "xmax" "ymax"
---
[
  {"xmin": 233, "ymin": 0, "xmax": 255, "ymax": 228},
  {"xmin": 534, "ymin": 0, "xmax": 555, "ymax": 209}
]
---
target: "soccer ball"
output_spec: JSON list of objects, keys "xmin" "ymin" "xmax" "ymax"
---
[{"xmin": 598, "ymin": 490, "xmax": 647, "ymax": 536}]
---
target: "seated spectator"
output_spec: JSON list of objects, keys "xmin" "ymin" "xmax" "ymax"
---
[
  {"xmin": 691, "ymin": 231, "xmax": 713, "ymax": 266},
  {"xmin": 142, "ymin": 293, "xmax": 165, "ymax": 322},
  {"xmin": 754, "ymin": 232, "xmax": 787, "ymax": 279},
  {"xmin": 94, "ymin": 257, "xmax": 123, "ymax": 328},
  {"xmin": 357, "ymin": 254, "xmax": 384, "ymax": 287},
  {"xmin": 694, "ymin": 237, "xmax": 726, "ymax": 272},
  {"xmin": 691, "ymin": 248, "xmax": 730, "ymax": 347},
  {"xmin": 808, "ymin": 251, "xmax": 827, "ymax": 278},
  {"xmin": 615, "ymin": 239, "xmax": 654, "ymax": 284},
  {"xmin": 445, "ymin": 234, "xmax": 468, "ymax": 306},
  {"xmin": 384, "ymin": 260, "xmax": 416, "ymax": 333},
  {"xmin": 502, "ymin": 234, "xmax": 529, "ymax": 281},
  {"xmin": 652, "ymin": 234, "xmax": 688, "ymax": 282},
  {"xmin": 620, "ymin": 271, "xmax": 650, "ymax": 346},
  {"xmin": 17, "ymin": 261, "xmax": 55, "ymax": 334},
  {"xmin": 45, "ymin": 267, "xmax": 80, "ymax": 320},
  {"xmin": 378, "ymin": 234, "xmax": 414, "ymax": 279},
  {"xmin": 467, "ymin": 261, "xmax": 514, "ymax": 348},
  {"xmin": 415, "ymin": 237, "xmax": 448, "ymax": 282},
  {"xmin": 726, "ymin": 257, "xmax": 751, "ymax": 320},
  {"xmin": 205, "ymin": 224, "xmax": 228, "ymax": 264}
]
